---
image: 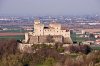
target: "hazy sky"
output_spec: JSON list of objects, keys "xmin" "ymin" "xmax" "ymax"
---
[{"xmin": 0, "ymin": 0, "xmax": 100, "ymax": 16}]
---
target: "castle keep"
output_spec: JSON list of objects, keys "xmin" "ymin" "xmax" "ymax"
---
[{"xmin": 24, "ymin": 19, "xmax": 73, "ymax": 44}]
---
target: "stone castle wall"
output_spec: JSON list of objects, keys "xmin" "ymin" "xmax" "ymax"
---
[
  {"xmin": 28, "ymin": 35, "xmax": 72, "ymax": 44},
  {"xmin": 29, "ymin": 36, "xmax": 39, "ymax": 44}
]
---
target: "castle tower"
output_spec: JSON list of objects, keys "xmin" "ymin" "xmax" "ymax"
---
[
  {"xmin": 34, "ymin": 18, "xmax": 40, "ymax": 25},
  {"xmin": 49, "ymin": 20, "xmax": 61, "ymax": 30},
  {"xmin": 34, "ymin": 18, "xmax": 44, "ymax": 36},
  {"xmin": 34, "ymin": 18, "xmax": 40, "ymax": 33}
]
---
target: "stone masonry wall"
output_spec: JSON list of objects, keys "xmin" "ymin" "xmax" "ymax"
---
[{"xmin": 28, "ymin": 35, "xmax": 72, "ymax": 44}]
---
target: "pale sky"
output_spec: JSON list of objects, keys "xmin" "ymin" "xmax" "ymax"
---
[{"xmin": 0, "ymin": 0, "xmax": 100, "ymax": 16}]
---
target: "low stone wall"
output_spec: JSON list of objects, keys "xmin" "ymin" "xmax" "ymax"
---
[
  {"xmin": 29, "ymin": 36, "xmax": 39, "ymax": 44},
  {"xmin": 18, "ymin": 43, "xmax": 33, "ymax": 53}
]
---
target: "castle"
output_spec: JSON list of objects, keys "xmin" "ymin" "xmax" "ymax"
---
[{"xmin": 24, "ymin": 19, "xmax": 73, "ymax": 44}]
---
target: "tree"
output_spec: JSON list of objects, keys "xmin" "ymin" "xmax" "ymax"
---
[
  {"xmin": 64, "ymin": 56, "xmax": 74, "ymax": 66},
  {"xmin": 0, "ymin": 39, "xmax": 18, "ymax": 57},
  {"xmin": 89, "ymin": 33, "xmax": 95, "ymax": 41},
  {"xmin": 43, "ymin": 57, "xmax": 55, "ymax": 66},
  {"xmin": 66, "ymin": 45, "xmax": 91, "ymax": 54},
  {"xmin": 78, "ymin": 45, "xmax": 91, "ymax": 54},
  {"xmin": 0, "ymin": 54, "xmax": 23, "ymax": 66}
]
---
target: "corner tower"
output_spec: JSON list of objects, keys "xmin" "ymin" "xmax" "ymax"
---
[
  {"xmin": 34, "ymin": 18, "xmax": 40, "ymax": 25},
  {"xmin": 34, "ymin": 18, "xmax": 44, "ymax": 36}
]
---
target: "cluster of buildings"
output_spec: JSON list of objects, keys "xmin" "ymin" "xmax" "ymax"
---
[
  {"xmin": 24, "ymin": 19, "xmax": 73, "ymax": 44},
  {"xmin": 19, "ymin": 19, "xmax": 73, "ymax": 52},
  {"xmin": 75, "ymin": 29, "xmax": 100, "ymax": 45}
]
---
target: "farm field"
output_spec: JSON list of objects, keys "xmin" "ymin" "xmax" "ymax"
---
[
  {"xmin": 0, "ymin": 35, "xmax": 24, "ymax": 40},
  {"xmin": 0, "ymin": 32, "xmax": 24, "ymax": 36},
  {"xmin": 0, "ymin": 30, "xmax": 25, "ymax": 40}
]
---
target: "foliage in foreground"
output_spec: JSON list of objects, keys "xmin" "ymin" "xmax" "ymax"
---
[{"xmin": 0, "ymin": 39, "xmax": 100, "ymax": 66}]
